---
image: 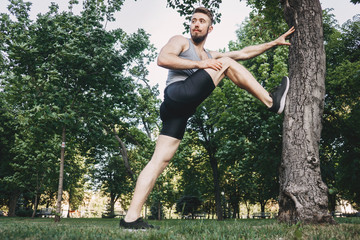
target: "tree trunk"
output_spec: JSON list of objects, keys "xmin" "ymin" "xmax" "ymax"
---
[
  {"xmin": 231, "ymin": 202, "xmax": 239, "ymax": 219},
  {"xmin": 157, "ymin": 202, "xmax": 161, "ymax": 220},
  {"xmin": 145, "ymin": 205, "xmax": 147, "ymax": 219},
  {"xmin": 328, "ymin": 193, "xmax": 336, "ymax": 213},
  {"xmin": 279, "ymin": 0, "xmax": 335, "ymax": 224},
  {"xmin": 31, "ymin": 193, "xmax": 39, "ymax": 219},
  {"xmin": 67, "ymin": 188, "xmax": 72, "ymax": 218},
  {"xmin": 168, "ymin": 206, "xmax": 172, "ymax": 219},
  {"xmin": 109, "ymin": 193, "xmax": 115, "ymax": 217},
  {"xmin": 209, "ymin": 155, "xmax": 223, "ymax": 221},
  {"xmin": 55, "ymin": 126, "xmax": 66, "ymax": 222},
  {"xmin": 245, "ymin": 201, "xmax": 251, "ymax": 219},
  {"xmin": 112, "ymin": 128, "xmax": 134, "ymax": 180},
  {"xmin": 260, "ymin": 200, "xmax": 266, "ymax": 214},
  {"xmin": 46, "ymin": 192, "xmax": 52, "ymax": 209},
  {"xmin": 8, "ymin": 192, "xmax": 20, "ymax": 217},
  {"xmin": 32, "ymin": 176, "xmax": 40, "ymax": 219}
]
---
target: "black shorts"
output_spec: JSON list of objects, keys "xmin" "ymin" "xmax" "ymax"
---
[{"xmin": 160, "ymin": 69, "xmax": 215, "ymax": 140}]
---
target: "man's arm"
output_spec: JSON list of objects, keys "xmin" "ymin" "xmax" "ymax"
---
[
  {"xmin": 157, "ymin": 35, "xmax": 222, "ymax": 71},
  {"xmin": 211, "ymin": 27, "xmax": 295, "ymax": 61}
]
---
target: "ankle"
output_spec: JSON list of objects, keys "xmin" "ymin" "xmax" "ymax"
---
[
  {"xmin": 124, "ymin": 214, "xmax": 139, "ymax": 223},
  {"xmin": 265, "ymin": 95, "xmax": 273, "ymax": 108}
]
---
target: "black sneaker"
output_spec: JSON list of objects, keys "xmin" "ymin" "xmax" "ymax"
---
[
  {"xmin": 119, "ymin": 217, "xmax": 159, "ymax": 230},
  {"xmin": 269, "ymin": 76, "xmax": 289, "ymax": 114}
]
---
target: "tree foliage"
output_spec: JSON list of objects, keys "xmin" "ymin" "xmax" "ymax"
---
[
  {"xmin": 321, "ymin": 12, "xmax": 360, "ymax": 210},
  {"xmin": 0, "ymin": 0, "xmax": 156, "ymax": 218},
  {"xmin": 166, "ymin": 0, "xmax": 222, "ymax": 32}
]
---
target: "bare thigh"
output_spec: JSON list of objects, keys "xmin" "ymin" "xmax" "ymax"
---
[{"xmin": 204, "ymin": 57, "xmax": 231, "ymax": 86}]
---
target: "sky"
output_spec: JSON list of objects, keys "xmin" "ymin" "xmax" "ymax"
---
[{"xmin": 1, "ymin": 0, "xmax": 359, "ymax": 96}]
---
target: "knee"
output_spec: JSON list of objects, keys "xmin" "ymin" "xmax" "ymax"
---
[
  {"xmin": 151, "ymin": 153, "xmax": 172, "ymax": 168},
  {"xmin": 162, "ymin": 159, "xmax": 171, "ymax": 168},
  {"xmin": 154, "ymin": 158, "xmax": 171, "ymax": 173},
  {"xmin": 217, "ymin": 57, "xmax": 238, "ymax": 70}
]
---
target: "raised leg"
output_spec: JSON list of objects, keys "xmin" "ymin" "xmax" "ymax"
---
[
  {"xmin": 124, "ymin": 135, "xmax": 181, "ymax": 222},
  {"xmin": 204, "ymin": 57, "xmax": 273, "ymax": 108}
]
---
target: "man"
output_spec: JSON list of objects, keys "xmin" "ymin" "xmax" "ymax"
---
[{"xmin": 120, "ymin": 7, "xmax": 295, "ymax": 230}]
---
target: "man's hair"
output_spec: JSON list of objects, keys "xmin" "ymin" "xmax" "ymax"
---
[{"xmin": 193, "ymin": 7, "xmax": 214, "ymax": 25}]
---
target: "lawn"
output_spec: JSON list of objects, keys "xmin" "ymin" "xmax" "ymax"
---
[{"xmin": 0, "ymin": 217, "xmax": 359, "ymax": 240}]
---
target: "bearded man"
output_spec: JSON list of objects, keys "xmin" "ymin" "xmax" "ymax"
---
[{"xmin": 120, "ymin": 7, "xmax": 295, "ymax": 230}]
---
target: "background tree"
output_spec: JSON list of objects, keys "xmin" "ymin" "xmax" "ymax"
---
[
  {"xmin": 321, "ymin": 12, "xmax": 360, "ymax": 211},
  {"xmin": 0, "ymin": 94, "xmax": 19, "ymax": 217},
  {"xmin": 176, "ymin": 195, "xmax": 203, "ymax": 218},
  {"xmin": 0, "ymin": 0, "xmax": 155, "ymax": 221},
  {"xmin": 166, "ymin": 0, "xmax": 222, "ymax": 32}
]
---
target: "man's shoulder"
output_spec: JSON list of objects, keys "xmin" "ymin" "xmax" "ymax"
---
[
  {"xmin": 166, "ymin": 35, "xmax": 189, "ymax": 52},
  {"xmin": 169, "ymin": 35, "xmax": 188, "ymax": 43}
]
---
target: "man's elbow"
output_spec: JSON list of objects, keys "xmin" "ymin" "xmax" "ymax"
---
[
  {"xmin": 157, "ymin": 57, "xmax": 168, "ymax": 68},
  {"xmin": 233, "ymin": 52, "xmax": 251, "ymax": 61},
  {"xmin": 157, "ymin": 57, "xmax": 164, "ymax": 67}
]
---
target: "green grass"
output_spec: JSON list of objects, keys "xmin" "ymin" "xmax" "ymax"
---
[{"xmin": 0, "ymin": 217, "xmax": 359, "ymax": 240}]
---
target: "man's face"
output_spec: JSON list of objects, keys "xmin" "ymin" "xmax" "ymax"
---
[{"xmin": 190, "ymin": 12, "xmax": 213, "ymax": 44}]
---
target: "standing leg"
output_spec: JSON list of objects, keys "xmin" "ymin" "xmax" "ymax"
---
[{"xmin": 124, "ymin": 135, "xmax": 181, "ymax": 222}]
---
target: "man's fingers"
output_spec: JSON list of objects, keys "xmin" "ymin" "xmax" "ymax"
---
[
  {"xmin": 211, "ymin": 65, "xmax": 221, "ymax": 71},
  {"xmin": 285, "ymin": 26, "xmax": 295, "ymax": 37},
  {"xmin": 210, "ymin": 60, "xmax": 222, "ymax": 71},
  {"xmin": 202, "ymin": 59, "xmax": 222, "ymax": 71},
  {"xmin": 216, "ymin": 62, "xmax": 222, "ymax": 70},
  {"xmin": 281, "ymin": 27, "xmax": 295, "ymax": 39}
]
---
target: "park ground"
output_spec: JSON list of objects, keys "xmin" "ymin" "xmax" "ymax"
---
[{"xmin": 0, "ymin": 217, "xmax": 360, "ymax": 240}]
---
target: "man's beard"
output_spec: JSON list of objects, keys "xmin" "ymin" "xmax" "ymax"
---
[{"xmin": 191, "ymin": 29, "xmax": 209, "ymax": 44}]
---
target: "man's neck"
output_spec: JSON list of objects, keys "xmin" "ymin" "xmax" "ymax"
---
[{"xmin": 190, "ymin": 38, "xmax": 207, "ymax": 51}]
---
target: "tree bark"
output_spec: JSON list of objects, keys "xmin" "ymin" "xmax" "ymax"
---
[
  {"xmin": 55, "ymin": 126, "xmax": 66, "ymax": 222},
  {"xmin": 279, "ymin": 0, "xmax": 335, "ymax": 224},
  {"xmin": 328, "ymin": 194, "xmax": 336, "ymax": 213},
  {"xmin": 112, "ymin": 128, "xmax": 134, "ymax": 180},
  {"xmin": 231, "ymin": 202, "xmax": 239, "ymax": 219},
  {"xmin": 31, "ymin": 192, "xmax": 39, "ymax": 219},
  {"xmin": 260, "ymin": 200, "xmax": 266, "ymax": 213},
  {"xmin": 245, "ymin": 201, "xmax": 251, "ymax": 219},
  {"xmin": 209, "ymin": 154, "xmax": 223, "ymax": 221},
  {"xmin": 8, "ymin": 192, "xmax": 20, "ymax": 217},
  {"xmin": 67, "ymin": 188, "xmax": 72, "ymax": 218},
  {"xmin": 109, "ymin": 193, "xmax": 116, "ymax": 217},
  {"xmin": 157, "ymin": 201, "xmax": 161, "ymax": 220},
  {"xmin": 32, "ymin": 175, "xmax": 40, "ymax": 219}
]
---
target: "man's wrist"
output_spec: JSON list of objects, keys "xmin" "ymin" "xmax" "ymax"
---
[
  {"xmin": 194, "ymin": 60, "xmax": 201, "ymax": 69},
  {"xmin": 269, "ymin": 40, "xmax": 277, "ymax": 47}
]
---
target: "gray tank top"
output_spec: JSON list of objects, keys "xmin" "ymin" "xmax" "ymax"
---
[{"xmin": 166, "ymin": 39, "xmax": 212, "ymax": 86}]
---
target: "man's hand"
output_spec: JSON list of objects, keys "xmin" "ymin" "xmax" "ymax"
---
[
  {"xmin": 198, "ymin": 59, "xmax": 223, "ymax": 71},
  {"xmin": 274, "ymin": 27, "xmax": 295, "ymax": 46}
]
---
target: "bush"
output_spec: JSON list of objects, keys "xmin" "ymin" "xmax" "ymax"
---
[
  {"xmin": 15, "ymin": 208, "xmax": 33, "ymax": 217},
  {"xmin": 176, "ymin": 195, "xmax": 203, "ymax": 217}
]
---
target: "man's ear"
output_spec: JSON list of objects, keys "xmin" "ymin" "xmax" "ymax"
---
[{"xmin": 208, "ymin": 25, "xmax": 213, "ymax": 33}]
